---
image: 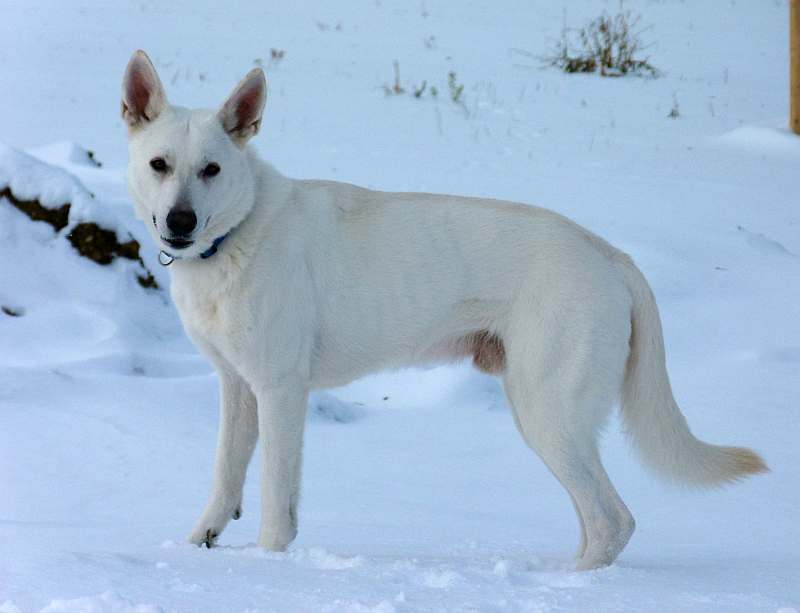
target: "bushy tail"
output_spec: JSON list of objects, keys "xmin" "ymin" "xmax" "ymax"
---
[{"xmin": 617, "ymin": 255, "xmax": 768, "ymax": 486}]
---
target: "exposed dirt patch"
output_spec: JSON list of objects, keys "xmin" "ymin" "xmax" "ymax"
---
[
  {"xmin": 1, "ymin": 187, "xmax": 158, "ymax": 289},
  {"xmin": 67, "ymin": 222, "xmax": 158, "ymax": 289},
  {"xmin": 68, "ymin": 222, "xmax": 135, "ymax": 265},
  {"xmin": 0, "ymin": 187, "xmax": 70, "ymax": 231}
]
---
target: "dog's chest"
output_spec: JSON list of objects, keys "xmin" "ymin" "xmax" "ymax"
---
[{"xmin": 171, "ymin": 267, "xmax": 240, "ymax": 354}]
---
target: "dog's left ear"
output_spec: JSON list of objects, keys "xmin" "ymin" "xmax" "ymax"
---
[{"xmin": 218, "ymin": 68, "xmax": 267, "ymax": 145}]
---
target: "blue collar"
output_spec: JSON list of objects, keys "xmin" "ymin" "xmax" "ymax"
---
[
  {"xmin": 200, "ymin": 234, "xmax": 228, "ymax": 259},
  {"xmin": 158, "ymin": 233, "xmax": 229, "ymax": 267}
]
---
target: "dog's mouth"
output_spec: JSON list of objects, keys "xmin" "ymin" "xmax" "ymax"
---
[{"xmin": 162, "ymin": 237, "xmax": 194, "ymax": 250}]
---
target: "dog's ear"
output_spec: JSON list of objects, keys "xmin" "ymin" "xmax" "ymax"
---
[
  {"xmin": 218, "ymin": 68, "xmax": 267, "ymax": 145},
  {"xmin": 122, "ymin": 50, "xmax": 167, "ymax": 130}
]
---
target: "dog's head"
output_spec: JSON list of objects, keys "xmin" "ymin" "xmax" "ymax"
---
[{"xmin": 122, "ymin": 50, "xmax": 266, "ymax": 258}]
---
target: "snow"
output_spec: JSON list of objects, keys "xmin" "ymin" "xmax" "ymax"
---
[
  {"xmin": 1, "ymin": 1, "xmax": 799, "ymax": 611},
  {"xmin": 37, "ymin": 593, "xmax": 163, "ymax": 613},
  {"xmin": 0, "ymin": 144, "xmax": 91, "ymax": 211}
]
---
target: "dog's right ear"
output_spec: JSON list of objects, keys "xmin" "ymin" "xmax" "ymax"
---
[{"xmin": 122, "ymin": 50, "xmax": 167, "ymax": 130}]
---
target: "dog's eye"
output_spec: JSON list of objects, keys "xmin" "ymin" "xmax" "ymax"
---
[
  {"xmin": 202, "ymin": 163, "xmax": 220, "ymax": 178},
  {"xmin": 150, "ymin": 157, "xmax": 168, "ymax": 172}
]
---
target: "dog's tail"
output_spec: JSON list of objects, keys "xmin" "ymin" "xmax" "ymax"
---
[{"xmin": 616, "ymin": 254, "xmax": 768, "ymax": 486}]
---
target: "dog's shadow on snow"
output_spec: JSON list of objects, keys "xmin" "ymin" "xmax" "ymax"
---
[{"xmin": 308, "ymin": 391, "xmax": 366, "ymax": 423}]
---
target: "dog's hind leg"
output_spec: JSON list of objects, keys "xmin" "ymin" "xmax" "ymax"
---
[
  {"xmin": 189, "ymin": 370, "xmax": 258, "ymax": 547},
  {"xmin": 502, "ymin": 278, "xmax": 635, "ymax": 569},
  {"xmin": 504, "ymin": 363, "xmax": 635, "ymax": 569}
]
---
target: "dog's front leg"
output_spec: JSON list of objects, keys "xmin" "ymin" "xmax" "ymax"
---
[
  {"xmin": 189, "ymin": 371, "xmax": 258, "ymax": 547},
  {"xmin": 254, "ymin": 384, "xmax": 308, "ymax": 551}
]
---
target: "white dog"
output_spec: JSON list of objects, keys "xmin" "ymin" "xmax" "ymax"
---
[{"xmin": 122, "ymin": 50, "xmax": 766, "ymax": 569}]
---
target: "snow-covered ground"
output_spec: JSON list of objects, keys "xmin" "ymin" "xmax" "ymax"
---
[{"xmin": 1, "ymin": 1, "xmax": 799, "ymax": 611}]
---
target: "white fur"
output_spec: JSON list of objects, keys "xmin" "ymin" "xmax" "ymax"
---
[{"xmin": 122, "ymin": 51, "xmax": 766, "ymax": 569}]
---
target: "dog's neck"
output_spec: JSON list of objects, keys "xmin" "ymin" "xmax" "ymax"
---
[{"xmin": 159, "ymin": 233, "xmax": 229, "ymax": 266}]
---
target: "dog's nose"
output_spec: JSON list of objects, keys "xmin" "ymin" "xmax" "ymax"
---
[{"xmin": 166, "ymin": 208, "xmax": 197, "ymax": 236}]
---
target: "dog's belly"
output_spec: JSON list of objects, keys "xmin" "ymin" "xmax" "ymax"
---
[{"xmin": 308, "ymin": 284, "xmax": 512, "ymax": 388}]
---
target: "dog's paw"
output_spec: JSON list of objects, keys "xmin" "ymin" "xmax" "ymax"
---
[
  {"xmin": 257, "ymin": 525, "xmax": 297, "ymax": 552},
  {"xmin": 188, "ymin": 527, "xmax": 219, "ymax": 549},
  {"xmin": 189, "ymin": 496, "xmax": 242, "ymax": 546},
  {"xmin": 201, "ymin": 529, "xmax": 218, "ymax": 549}
]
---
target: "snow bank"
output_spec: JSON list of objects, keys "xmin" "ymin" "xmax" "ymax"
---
[
  {"xmin": 0, "ymin": 143, "xmax": 92, "ymax": 213},
  {"xmin": 0, "ymin": 141, "xmax": 151, "ymax": 248},
  {"xmin": 0, "ymin": 141, "xmax": 161, "ymax": 291}
]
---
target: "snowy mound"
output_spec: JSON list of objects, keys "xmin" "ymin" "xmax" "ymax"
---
[
  {"xmin": 28, "ymin": 141, "xmax": 104, "ymax": 168},
  {"xmin": 0, "ymin": 142, "xmax": 178, "ymax": 370},
  {"xmin": 0, "ymin": 143, "xmax": 93, "ymax": 213},
  {"xmin": 717, "ymin": 124, "xmax": 800, "ymax": 158},
  {"xmin": 0, "ymin": 142, "xmax": 161, "ymax": 288},
  {"xmin": 0, "ymin": 143, "xmax": 143, "ymax": 239}
]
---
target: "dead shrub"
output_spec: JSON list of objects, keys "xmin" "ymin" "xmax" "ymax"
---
[{"xmin": 546, "ymin": 5, "xmax": 659, "ymax": 78}]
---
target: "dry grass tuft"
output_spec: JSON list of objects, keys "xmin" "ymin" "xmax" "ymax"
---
[{"xmin": 546, "ymin": 5, "xmax": 659, "ymax": 78}]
